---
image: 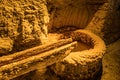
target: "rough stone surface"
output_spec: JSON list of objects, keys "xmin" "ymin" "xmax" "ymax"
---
[
  {"xmin": 49, "ymin": 30, "xmax": 106, "ymax": 80},
  {"xmin": 86, "ymin": 1, "xmax": 120, "ymax": 44},
  {"xmin": 0, "ymin": 0, "xmax": 119, "ymax": 54},
  {"xmin": 48, "ymin": 0, "xmax": 120, "ymax": 44},
  {"xmin": 0, "ymin": 0, "xmax": 49, "ymax": 54},
  {"xmin": 0, "ymin": 37, "xmax": 13, "ymax": 55},
  {"xmin": 0, "ymin": 0, "xmax": 120, "ymax": 80}
]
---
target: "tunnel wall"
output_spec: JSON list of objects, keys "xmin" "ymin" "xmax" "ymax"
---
[
  {"xmin": 47, "ymin": 0, "xmax": 106, "ymax": 31},
  {"xmin": 48, "ymin": 0, "xmax": 120, "ymax": 44},
  {"xmin": 0, "ymin": 0, "xmax": 120, "ymax": 54},
  {"xmin": 86, "ymin": 0, "xmax": 120, "ymax": 44},
  {"xmin": 0, "ymin": 0, "xmax": 49, "ymax": 54}
]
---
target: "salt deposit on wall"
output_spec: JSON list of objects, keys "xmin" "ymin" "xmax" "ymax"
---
[{"xmin": 0, "ymin": 0, "xmax": 49, "ymax": 54}]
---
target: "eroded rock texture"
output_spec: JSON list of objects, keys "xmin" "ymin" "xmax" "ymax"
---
[
  {"xmin": 86, "ymin": 0, "xmax": 120, "ymax": 44},
  {"xmin": 0, "ymin": 0, "xmax": 120, "ymax": 79},
  {"xmin": 0, "ymin": 0, "xmax": 49, "ymax": 54},
  {"xmin": 1, "ymin": 0, "xmax": 119, "ymax": 54}
]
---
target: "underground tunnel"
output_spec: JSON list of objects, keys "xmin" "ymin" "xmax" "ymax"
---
[{"xmin": 0, "ymin": 0, "xmax": 120, "ymax": 80}]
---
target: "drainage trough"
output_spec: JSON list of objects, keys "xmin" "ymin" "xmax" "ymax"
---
[{"xmin": 49, "ymin": 29, "xmax": 106, "ymax": 80}]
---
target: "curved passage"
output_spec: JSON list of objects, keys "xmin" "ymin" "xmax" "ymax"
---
[{"xmin": 50, "ymin": 30, "xmax": 106, "ymax": 80}]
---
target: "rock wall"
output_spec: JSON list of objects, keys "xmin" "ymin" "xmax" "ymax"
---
[
  {"xmin": 103, "ymin": 0, "xmax": 120, "ymax": 44},
  {"xmin": 0, "ymin": 0, "xmax": 120, "ymax": 54},
  {"xmin": 86, "ymin": 0, "xmax": 120, "ymax": 44},
  {"xmin": 48, "ymin": 0, "xmax": 120, "ymax": 44},
  {"xmin": 0, "ymin": 0, "xmax": 49, "ymax": 55}
]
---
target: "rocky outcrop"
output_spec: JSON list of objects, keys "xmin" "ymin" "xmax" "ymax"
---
[{"xmin": 0, "ymin": 0, "xmax": 49, "ymax": 55}]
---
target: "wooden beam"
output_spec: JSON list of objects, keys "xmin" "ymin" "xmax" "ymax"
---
[{"xmin": 0, "ymin": 39, "xmax": 77, "ymax": 80}]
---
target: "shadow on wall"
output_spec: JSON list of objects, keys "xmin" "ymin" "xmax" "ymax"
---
[{"xmin": 102, "ymin": 0, "xmax": 120, "ymax": 44}]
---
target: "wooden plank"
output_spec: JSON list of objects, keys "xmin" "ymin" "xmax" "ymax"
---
[
  {"xmin": 0, "ymin": 40, "xmax": 77, "ymax": 79},
  {"xmin": 0, "ymin": 38, "xmax": 73, "ymax": 66}
]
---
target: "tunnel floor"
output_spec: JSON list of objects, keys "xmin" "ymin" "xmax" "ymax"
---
[{"xmin": 100, "ymin": 39, "xmax": 120, "ymax": 80}]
